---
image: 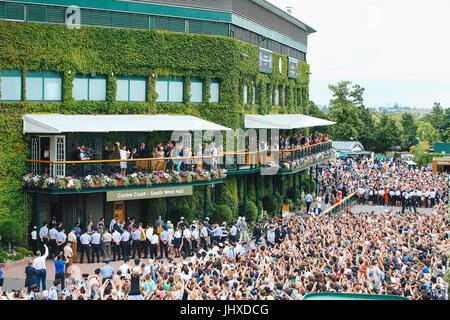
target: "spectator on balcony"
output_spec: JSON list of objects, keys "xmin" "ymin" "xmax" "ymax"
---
[
  {"xmin": 119, "ymin": 145, "xmax": 129, "ymax": 175},
  {"xmin": 79, "ymin": 145, "xmax": 90, "ymax": 161},
  {"xmin": 138, "ymin": 143, "xmax": 149, "ymax": 159}
]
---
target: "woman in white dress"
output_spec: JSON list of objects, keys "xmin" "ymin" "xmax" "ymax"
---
[{"xmin": 119, "ymin": 145, "xmax": 129, "ymax": 175}]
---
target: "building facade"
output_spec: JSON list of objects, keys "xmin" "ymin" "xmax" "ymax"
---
[{"xmin": 0, "ymin": 0, "xmax": 331, "ymax": 247}]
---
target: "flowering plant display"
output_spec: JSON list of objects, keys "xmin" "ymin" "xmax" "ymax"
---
[{"xmin": 22, "ymin": 167, "xmax": 228, "ymax": 190}]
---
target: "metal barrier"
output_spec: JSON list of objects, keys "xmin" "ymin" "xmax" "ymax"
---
[{"xmin": 320, "ymin": 192, "xmax": 358, "ymax": 217}]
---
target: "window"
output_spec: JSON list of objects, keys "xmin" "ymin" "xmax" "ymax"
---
[
  {"xmin": 4, "ymin": 2, "xmax": 24, "ymax": 21},
  {"xmin": 72, "ymin": 75, "xmax": 107, "ymax": 101},
  {"xmin": 252, "ymin": 84, "xmax": 257, "ymax": 104},
  {"xmin": 274, "ymin": 86, "xmax": 279, "ymax": 106},
  {"xmin": 243, "ymin": 84, "xmax": 248, "ymax": 105},
  {"xmin": 116, "ymin": 77, "xmax": 146, "ymax": 102},
  {"xmin": 0, "ymin": 69, "xmax": 22, "ymax": 101},
  {"xmin": 209, "ymin": 79, "xmax": 220, "ymax": 103},
  {"xmin": 155, "ymin": 76, "xmax": 183, "ymax": 103},
  {"xmin": 26, "ymin": 70, "xmax": 62, "ymax": 101},
  {"xmin": 190, "ymin": 77, "xmax": 203, "ymax": 103}
]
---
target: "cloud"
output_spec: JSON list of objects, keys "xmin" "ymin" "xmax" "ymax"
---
[{"xmin": 266, "ymin": 0, "xmax": 450, "ymax": 108}]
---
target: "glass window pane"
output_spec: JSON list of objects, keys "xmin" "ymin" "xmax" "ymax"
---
[
  {"xmin": 190, "ymin": 81, "xmax": 203, "ymax": 103},
  {"xmin": 116, "ymin": 79, "xmax": 129, "ymax": 101},
  {"xmin": 129, "ymin": 79, "xmax": 146, "ymax": 102},
  {"xmin": 275, "ymin": 88, "xmax": 279, "ymax": 105},
  {"xmin": 210, "ymin": 81, "xmax": 219, "ymax": 103},
  {"xmin": 252, "ymin": 85, "xmax": 256, "ymax": 104},
  {"xmin": 72, "ymin": 77, "xmax": 88, "ymax": 100},
  {"xmin": 243, "ymin": 85, "xmax": 248, "ymax": 105},
  {"xmin": 26, "ymin": 77, "xmax": 43, "ymax": 101},
  {"xmin": 168, "ymin": 80, "xmax": 183, "ymax": 103},
  {"xmin": 44, "ymin": 77, "xmax": 62, "ymax": 101},
  {"xmin": 0, "ymin": 76, "xmax": 21, "ymax": 100},
  {"xmin": 155, "ymin": 79, "xmax": 168, "ymax": 102},
  {"xmin": 88, "ymin": 78, "xmax": 106, "ymax": 101}
]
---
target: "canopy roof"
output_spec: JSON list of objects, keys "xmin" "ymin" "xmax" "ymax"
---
[
  {"xmin": 244, "ymin": 114, "xmax": 336, "ymax": 129},
  {"xmin": 22, "ymin": 114, "xmax": 232, "ymax": 134},
  {"xmin": 374, "ymin": 154, "xmax": 388, "ymax": 160}
]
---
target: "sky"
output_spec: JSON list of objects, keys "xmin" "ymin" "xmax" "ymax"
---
[{"xmin": 266, "ymin": 0, "xmax": 450, "ymax": 109}]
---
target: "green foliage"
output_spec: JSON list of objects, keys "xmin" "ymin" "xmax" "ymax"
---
[
  {"xmin": 373, "ymin": 114, "xmax": 402, "ymax": 153},
  {"xmin": 0, "ymin": 219, "xmax": 24, "ymax": 246},
  {"xmin": 416, "ymin": 121, "xmax": 441, "ymax": 145},
  {"xmin": 14, "ymin": 252, "xmax": 23, "ymax": 260},
  {"xmin": 210, "ymin": 204, "xmax": 233, "ymax": 224},
  {"xmin": 0, "ymin": 251, "xmax": 7, "ymax": 262},
  {"xmin": 262, "ymin": 195, "xmax": 277, "ymax": 216},
  {"xmin": 401, "ymin": 112, "xmax": 417, "ymax": 149},
  {"xmin": 245, "ymin": 200, "xmax": 258, "ymax": 226}
]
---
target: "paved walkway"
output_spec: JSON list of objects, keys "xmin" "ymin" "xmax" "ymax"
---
[{"xmin": 350, "ymin": 204, "xmax": 435, "ymax": 215}]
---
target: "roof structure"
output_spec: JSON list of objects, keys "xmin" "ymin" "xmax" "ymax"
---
[
  {"xmin": 331, "ymin": 141, "xmax": 370, "ymax": 156},
  {"xmin": 22, "ymin": 114, "xmax": 232, "ymax": 134},
  {"xmin": 244, "ymin": 114, "xmax": 336, "ymax": 129}
]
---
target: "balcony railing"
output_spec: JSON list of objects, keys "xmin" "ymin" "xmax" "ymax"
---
[{"xmin": 24, "ymin": 141, "xmax": 333, "ymax": 180}]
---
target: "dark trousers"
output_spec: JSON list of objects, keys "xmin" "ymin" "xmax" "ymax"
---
[
  {"xmin": 143, "ymin": 240, "xmax": 150, "ymax": 258},
  {"xmin": 150, "ymin": 243, "xmax": 158, "ymax": 259},
  {"xmin": 55, "ymin": 272, "xmax": 65, "ymax": 290},
  {"xmin": 31, "ymin": 239, "xmax": 37, "ymax": 255},
  {"xmin": 430, "ymin": 198, "xmax": 435, "ymax": 207},
  {"xmin": 182, "ymin": 239, "xmax": 191, "ymax": 256},
  {"xmin": 91, "ymin": 244, "xmax": 100, "ymax": 263},
  {"xmin": 200, "ymin": 238, "xmax": 207, "ymax": 249},
  {"xmin": 132, "ymin": 240, "xmax": 141, "ymax": 258},
  {"xmin": 80, "ymin": 244, "xmax": 90, "ymax": 263},
  {"xmin": 121, "ymin": 241, "xmax": 130, "ymax": 259},
  {"xmin": 306, "ymin": 201, "xmax": 312, "ymax": 214},
  {"xmin": 160, "ymin": 241, "xmax": 169, "ymax": 259},
  {"xmin": 424, "ymin": 197, "xmax": 429, "ymax": 207},
  {"xmin": 50, "ymin": 239, "xmax": 57, "ymax": 258},
  {"xmin": 191, "ymin": 239, "xmax": 198, "ymax": 252},
  {"xmin": 113, "ymin": 243, "xmax": 121, "ymax": 261},
  {"xmin": 230, "ymin": 235, "xmax": 237, "ymax": 243}
]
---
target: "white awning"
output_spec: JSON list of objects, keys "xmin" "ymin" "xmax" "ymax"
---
[
  {"xmin": 244, "ymin": 114, "xmax": 336, "ymax": 129},
  {"xmin": 22, "ymin": 114, "xmax": 232, "ymax": 134}
]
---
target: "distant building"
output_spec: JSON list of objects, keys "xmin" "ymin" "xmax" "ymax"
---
[{"xmin": 332, "ymin": 141, "xmax": 370, "ymax": 158}]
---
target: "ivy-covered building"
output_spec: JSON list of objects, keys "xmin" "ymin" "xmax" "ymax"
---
[{"xmin": 0, "ymin": 0, "xmax": 333, "ymax": 248}]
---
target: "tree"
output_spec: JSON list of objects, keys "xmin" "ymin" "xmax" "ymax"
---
[
  {"xmin": 0, "ymin": 219, "xmax": 24, "ymax": 251},
  {"xmin": 355, "ymin": 105, "xmax": 376, "ymax": 151},
  {"xmin": 327, "ymin": 81, "xmax": 363, "ymax": 142},
  {"xmin": 400, "ymin": 112, "xmax": 417, "ymax": 149},
  {"xmin": 416, "ymin": 121, "xmax": 441, "ymax": 145},
  {"xmin": 374, "ymin": 114, "xmax": 402, "ymax": 153}
]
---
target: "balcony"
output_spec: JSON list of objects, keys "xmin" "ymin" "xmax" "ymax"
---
[{"xmin": 22, "ymin": 141, "xmax": 334, "ymax": 192}]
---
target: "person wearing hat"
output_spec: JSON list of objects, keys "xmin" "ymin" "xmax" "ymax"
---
[
  {"xmin": 56, "ymin": 227, "xmax": 67, "ymax": 256},
  {"xmin": 149, "ymin": 230, "xmax": 159, "ymax": 259},
  {"xmin": 182, "ymin": 224, "xmax": 192, "ymax": 257},
  {"xmin": 101, "ymin": 257, "xmax": 115, "ymax": 284},
  {"xmin": 220, "ymin": 222, "xmax": 228, "ymax": 244},
  {"xmin": 63, "ymin": 241, "xmax": 73, "ymax": 278},
  {"xmin": 131, "ymin": 225, "xmax": 142, "ymax": 259},
  {"xmin": 79, "ymin": 229, "xmax": 91, "ymax": 264},
  {"xmin": 48, "ymin": 223, "xmax": 58, "ymax": 259},
  {"xmin": 26, "ymin": 283, "xmax": 38, "ymax": 300},
  {"xmin": 90, "ymin": 227, "xmax": 101, "ymax": 263},
  {"xmin": 190, "ymin": 225, "xmax": 199, "ymax": 253},
  {"xmin": 200, "ymin": 221, "xmax": 208, "ymax": 249},
  {"xmin": 67, "ymin": 228, "xmax": 77, "ymax": 261},
  {"xmin": 102, "ymin": 228, "xmax": 112, "ymax": 261},
  {"xmin": 48, "ymin": 279, "xmax": 61, "ymax": 300},
  {"xmin": 30, "ymin": 226, "xmax": 37, "ymax": 255},
  {"xmin": 121, "ymin": 227, "xmax": 131, "ymax": 260}
]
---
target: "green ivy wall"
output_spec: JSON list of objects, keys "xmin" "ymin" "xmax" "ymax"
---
[{"xmin": 0, "ymin": 21, "xmax": 310, "ymax": 239}]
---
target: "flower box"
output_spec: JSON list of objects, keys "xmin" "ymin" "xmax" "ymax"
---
[
  {"xmin": 116, "ymin": 180, "xmax": 124, "ymax": 186},
  {"xmin": 94, "ymin": 183, "xmax": 102, "ymax": 188},
  {"xmin": 160, "ymin": 178, "xmax": 168, "ymax": 183}
]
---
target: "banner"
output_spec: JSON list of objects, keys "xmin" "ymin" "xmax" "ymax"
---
[
  {"xmin": 288, "ymin": 57, "xmax": 299, "ymax": 79},
  {"xmin": 106, "ymin": 186, "xmax": 193, "ymax": 202},
  {"xmin": 259, "ymin": 48, "xmax": 273, "ymax": 73}
]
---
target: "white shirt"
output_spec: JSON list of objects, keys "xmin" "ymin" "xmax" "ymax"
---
[
  {"xmin": 150, "ymin": 234, "xmax": 159, "ymax": 245},
  {"xmin": 31, "ymin": 230, "xmax": 37, "ymax": 240},
  {"xmin": 183, "ymin": 229, "xmax": 191, "ymax": 239},
  {"xmin": 119, "ymin": 263, "xmax": 131, "ymax": 276},
  {"xmin": 33, "ymin": 246, "xmax": 49, "ymax": 270},
  {"xmin": 146, "ymin": 227, "xmax": 154, "ymax": 239}
]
